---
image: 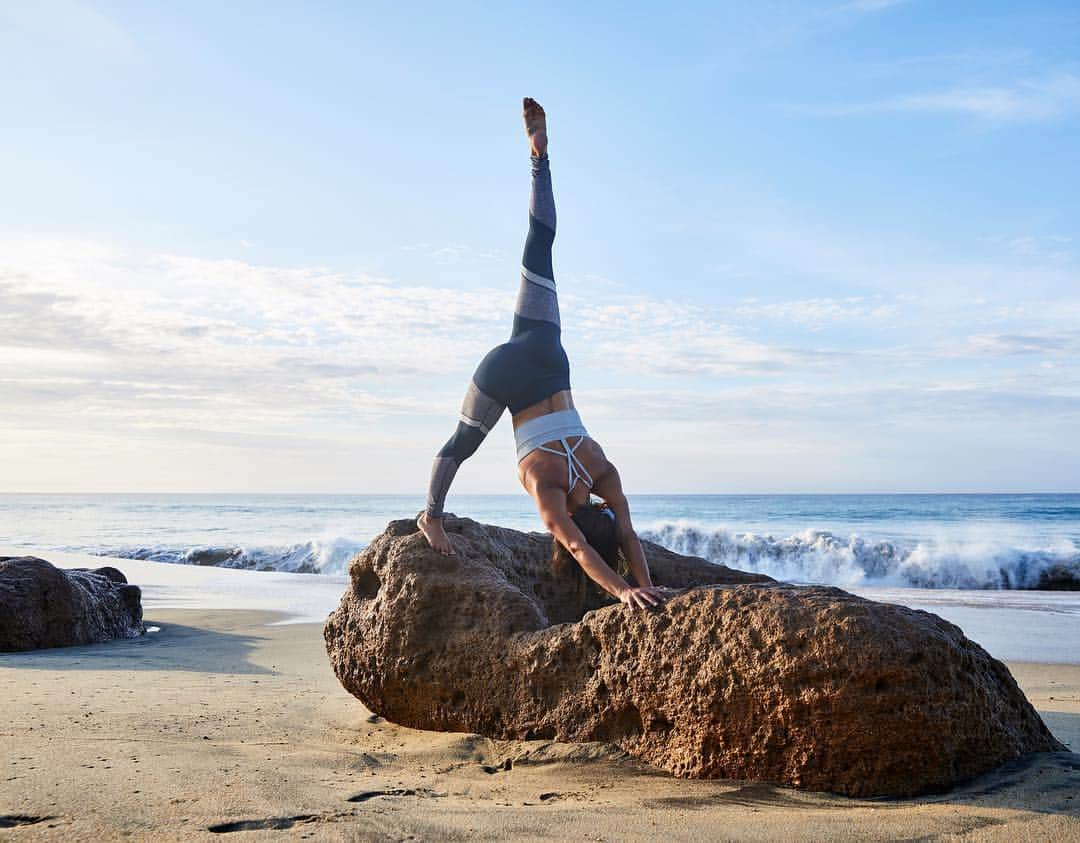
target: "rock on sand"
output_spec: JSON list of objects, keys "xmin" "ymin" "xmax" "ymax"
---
[
  {"xmin": 324, "ymin": 516, "xmax": 1063, "ymax": 797},
  {"xmin": 0, "ymin": 556, "xmax": 145, "ymax": 651}
]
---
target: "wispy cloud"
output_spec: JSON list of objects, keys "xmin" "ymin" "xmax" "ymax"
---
[
  {"xmin": 563, "ymin": 293, "xmax": 850, "ymax": 378},
  {"xmin": 0, "ymin": 0, "xmax": 133, "ymax": 57},
  {"xmin": 833, "ymin": 0, "xmax": 912, "ymax": 14},
  {"xmin": 400, "ymin": 243, "xmax": 504, "ymax": 265},
  {"xmin": 809, "ymin": 72, "xmax": 1080, "ymax": 123},
  {"xmin": 3, "ymin": 235, "xmax": 1080, "ymax": 490},
  {"xmin": 980, "ymin": 234, "xmax": 1075, "ymax": 264},
  {"xmin": 0, "ymin": 237, "xmax": 515, "ymax": 446},
  {"xmin": 732, "ymin": 297, "xmax": 897, "ymax": 330},
  {"xmin": 963, "ymin": 330, "xmax": 1080, "ymax": 357},
  {"xmin": 0, "ymin": 236, "xmax": 845, "ymax": 434}
]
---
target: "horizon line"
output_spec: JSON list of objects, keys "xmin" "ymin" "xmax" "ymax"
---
[{"xmin": 2, "ymin": 490, "xmax": 1078, "ymax": 497}]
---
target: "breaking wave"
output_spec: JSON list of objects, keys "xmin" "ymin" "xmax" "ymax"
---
[
  {"xmin": 95, "ymin": 537, "xmax": 364, "ymax": 575},
  {"xmin": 90, "ymin": 525, "xmax": 1080, "ymax": 589},
  {"xmin": 640, "ymin": 525, "xmax": 1080, "ymax": 590}
]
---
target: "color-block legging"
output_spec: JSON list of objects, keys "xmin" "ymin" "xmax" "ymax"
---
[{"xmin": 425, "ymin": 154, "xmax": 569, "ymax": 518}]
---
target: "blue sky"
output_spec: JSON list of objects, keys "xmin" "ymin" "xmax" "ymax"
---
[{"xmin": 1, "ymin": 0, "xmax": 1078, "ymax": 494}]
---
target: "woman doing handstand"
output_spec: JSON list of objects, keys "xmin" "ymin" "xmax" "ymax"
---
[{"xmin": 417, "ymin": 98, "xmax": 667, "ymax": 611}]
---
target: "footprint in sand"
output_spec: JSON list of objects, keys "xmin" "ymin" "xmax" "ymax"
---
[
  {"xmin": 346, "ymin": 787, "xmax": 442, "ymax": 803},
  {"xmin": 0, "ymin": 815, "xmax": 55, "ymax": 829},
  {"xmin": 207, "ymin": 815, "xmax": 321, "ymax": 833},
  {"xmin": 535, "ymin": 791, "xmax": 590, "ymax": 804}
]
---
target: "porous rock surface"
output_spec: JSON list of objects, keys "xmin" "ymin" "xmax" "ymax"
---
[
  {"xmin": 324, "ymin": 516, "xmax": 1063, "ymax": 797},
  {"xmin": 0, "ymin": 556, "xmax": 145, "ymax": 651}
]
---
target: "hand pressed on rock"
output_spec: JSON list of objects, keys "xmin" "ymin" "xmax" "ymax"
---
[{"xmin": 620, "ymin": 585, "xmax": 668, "ymax": 610}]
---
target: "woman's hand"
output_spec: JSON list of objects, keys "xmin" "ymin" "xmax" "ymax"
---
[{"xmin": 619, "ymin": 585, "xmax": 668, "ymax": 610}]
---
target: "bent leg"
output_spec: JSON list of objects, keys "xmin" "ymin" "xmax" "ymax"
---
[
  {"xmin": 513, "ymin": 154, "xmax": 560, "ymax": 334},
  {"xmin": 425, "ymin": 380, "xmax": 506, "ymax": 518}
]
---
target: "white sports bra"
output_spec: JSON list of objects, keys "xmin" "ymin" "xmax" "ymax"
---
[{"xmin": 514, "ymin": 408, "xmax": 594, "ymax": 491}]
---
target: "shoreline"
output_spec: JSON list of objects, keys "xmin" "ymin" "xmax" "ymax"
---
[
  {"xmin": 4, "ymin": 545, "xmax": 1078, "ymax": 664},
  {"xmin": 4, "ymin": 491, "xmax": 1078, "ymax": 593},
  {"xmin": 0, "ymin": 546, "xmax": 348, "ymax": 625}
]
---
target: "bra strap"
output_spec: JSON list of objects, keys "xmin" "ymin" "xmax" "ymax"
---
[{"xmin": 537, "ymin": 437, "xmax": 594, "ymax": 491}]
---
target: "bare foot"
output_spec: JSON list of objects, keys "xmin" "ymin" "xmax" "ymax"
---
[
  {"xmin": 523, "ymin": 97, "xmax": 547, "ymax": 157},
  {"xmin": 417, "ymin": 511, "xmax": 453, "ymax": 556}
]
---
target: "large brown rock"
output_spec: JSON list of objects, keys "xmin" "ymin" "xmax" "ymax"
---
[
  {"xmin": 324, "ymin": 516, "xmax": 1063, "ymax": 797},
  {"xmin": 0, "ymin": 556, "xmax": 145, "ymax": 651}
]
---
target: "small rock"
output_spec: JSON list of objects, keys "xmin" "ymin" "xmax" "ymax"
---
[{"xmin": 0, "ymin": 557, "xmax": 144, "ymax": 651}]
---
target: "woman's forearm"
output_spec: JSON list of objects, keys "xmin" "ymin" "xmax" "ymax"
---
[
  {"xmin": 573, "ymin": 544, "xmax": 631, "ymax": 599},
  {"xmin": 622, "ymin": 531, "xmax": 654, "ymax": 588}
]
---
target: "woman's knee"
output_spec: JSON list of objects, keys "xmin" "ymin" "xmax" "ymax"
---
[{"xmin": 438, "ymin": 422, "xmax": 486, "ymax": 462}]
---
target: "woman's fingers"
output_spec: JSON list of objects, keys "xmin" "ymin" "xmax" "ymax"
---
[
  {"xmin": 627, "ymin": 588, "xmax": 662, "ymax": 608},
  {"xmin": 621, "ymin": 587, "xmax": 671, "ymax": 610}
]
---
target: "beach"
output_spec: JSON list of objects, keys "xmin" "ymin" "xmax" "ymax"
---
[
  {"xmin": 6, "ymin": 0, "xmax": 1080, "ymax": 836},
  {"xmin": 1, "ymin": 549, "xmax": 1077, "ymax": 841}
]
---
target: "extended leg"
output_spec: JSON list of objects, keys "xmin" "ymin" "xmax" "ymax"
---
[
  {"xmin": 417, "ymin": 98, "xmax": 553, "ymax": 555},
  {"xmin": 514, "ymin": 99, "xmax": 559, "ymax": 334}
]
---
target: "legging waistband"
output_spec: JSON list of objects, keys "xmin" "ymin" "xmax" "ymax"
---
[{"xmin": 514, "ymin": 408, "xmax": 589, "ymax": 462}]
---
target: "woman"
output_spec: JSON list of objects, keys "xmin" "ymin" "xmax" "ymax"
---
[{"xmin": 417, "ymin": 98, "xmax": 667, "ymax": 611}]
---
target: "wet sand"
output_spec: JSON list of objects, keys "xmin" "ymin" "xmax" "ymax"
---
[{"xmin": 1, "ymin": 608, "xmax": 1077, "ymax": 842}]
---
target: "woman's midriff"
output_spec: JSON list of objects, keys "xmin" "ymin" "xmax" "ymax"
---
[{"xmin": 511, "ymin": 389, "xmax": 575, "ymax": 428}]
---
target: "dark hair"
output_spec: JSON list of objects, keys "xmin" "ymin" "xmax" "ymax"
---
[{"xmin": 551, "ymin": 501, "xmax": 628, "ymax": 607}]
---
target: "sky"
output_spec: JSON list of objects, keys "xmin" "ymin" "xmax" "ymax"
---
[{"xmin": 1, "ymin": 0, "xmax": 1078, "ymax": 494}]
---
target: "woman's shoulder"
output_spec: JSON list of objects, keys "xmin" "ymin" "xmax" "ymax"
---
[{"xmin": 584, "ymin": 440, "xmax": 620, "ymax": 493}]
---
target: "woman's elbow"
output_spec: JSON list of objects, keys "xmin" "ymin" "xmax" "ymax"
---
[{"xmin": 551, "ymin": 531, "xmax": 586, "ymax": 558}]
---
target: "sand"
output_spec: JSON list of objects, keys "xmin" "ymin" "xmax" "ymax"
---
[{"xmin": 2, "ymin": 605, "xmax": 1078, "ymax": 842}]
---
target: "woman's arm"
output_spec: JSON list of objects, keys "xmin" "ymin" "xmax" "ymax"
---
[
  {"xmin": 592, "ymin": 464, "xmax": 655, "ymax": 589},
  {"xmin": 534, "ymin": 485, "xmax": 662, "ymax": 609}
]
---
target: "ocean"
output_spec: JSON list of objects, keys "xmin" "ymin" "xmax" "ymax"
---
[{"xmin": 2, "ymin": 493, "xmax": 1078, "ymax": 590}]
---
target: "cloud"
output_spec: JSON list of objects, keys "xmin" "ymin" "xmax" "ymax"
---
[
  {"xmin": 565, "ymin": 295, "xmax": 847, "ymax": 378},
  {"xmin": 400, "ymin": 243, "xmax": 504, "ymax": 265},
  {"xmin": 0, "ymin": 236, "xmax": 865, "ymax": 429},
  {"xmin": 833, "ymin": 0, "xmax": 911, "ymax": 14},
  {"xmin": 963, "ymin": 331, "xmax": 1080, "ymax": 357},
  {"xmin": 996, "ymin": 235, "xmax": 1074, "ymax": 263},
  {"xmin": 732, "ymin": 297, "xmax": 897, "ymax": 330},
  {"xmin": 3, "ymin": 235, "xmax": 1080, "ymax": 491},
  {"xmin": 0, "ymin": 0, "xmax": 133, "ymax": 57},
  {"xmin": 897, "ymin": 73, "xmax": 1080, "ymax": 121},
  {"xmin": 582, "ymin": 370, "xmax": 1080, "ymax": 430},
  {"xmin": 809, "ymin": 72, "xmax": 1080, "ymax": 123},
  {"xmin": 0, "ymin": 237, "xmax": 520, "ymax": 447}
]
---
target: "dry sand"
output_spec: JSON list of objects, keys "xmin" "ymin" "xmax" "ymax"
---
[{"xmin": 1, "ymin": 609, "xmax": 1077, "ymax": 842}]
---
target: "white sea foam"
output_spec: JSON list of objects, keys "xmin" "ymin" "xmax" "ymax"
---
[
  {"xmin": 81, "ymin": 524, "xmax": 1080, "ymax": 591},
  {"xmin": 0, "ymin": 547, "xmax": 348, "ymax": 624},
  {"xmin": 94, "ymin": 537, "xmax": 365, "ymax": 575},
  {"xmin": 4, "ymin": 493, "xmax": 1078, "ymax": 591},
  {"xmin": 640, "ymin": 524, "xmax": 1080, "ymax": 590}
]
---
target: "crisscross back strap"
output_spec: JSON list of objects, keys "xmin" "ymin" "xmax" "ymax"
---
[{"xmin": 538, "ymin": 436, "xmax": 594, "ymax": 492}]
